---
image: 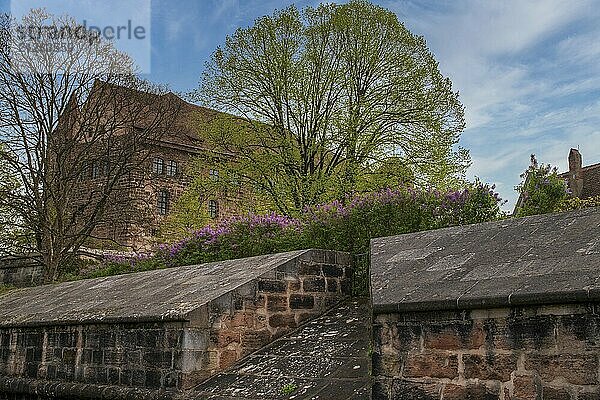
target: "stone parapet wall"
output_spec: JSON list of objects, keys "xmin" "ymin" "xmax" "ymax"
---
[
  {"xmin": 0, "ymin": 322, "xmax": 189, "ymax": 392},
  {"xmin": 0, "ymin": 258, "xmax": 42, "ymax": 288},
  {"xmin": 0, "ymin": 250, "xmax": 352, "ymax": 398},
  {"xmin": 373, "ymin": 303, "xmax": 600, "ymax": 400},
  {"xmin": 176, "ymin": 250, "xmax": 353, "ymax": 388}
]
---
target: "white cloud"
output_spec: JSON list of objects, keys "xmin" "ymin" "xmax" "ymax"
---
[{"xmin": 384, "ymin": 0, "xmax": 600, "ymax": 208}]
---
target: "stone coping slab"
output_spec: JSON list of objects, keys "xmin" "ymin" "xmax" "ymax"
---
[
  {"xmin": 0, "ymin": 250, "xmax": 321, "ymax": 327},
  {"xmin": 191, "ymin": 300, "xmax": 371, "ymax": 399},
  {"xmin": 371, "ymin": 208, "xmax": 600, "ymax": 313}
]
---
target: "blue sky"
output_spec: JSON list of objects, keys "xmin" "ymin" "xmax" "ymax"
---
[{"xmin": 4, "ymin": 0, "xmax": 600, "ymax": 209}]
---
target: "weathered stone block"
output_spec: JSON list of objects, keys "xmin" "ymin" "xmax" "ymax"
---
[
  {"xmin": 376, "ymin": 323, "xmax": 422, "ymax": 353},
  {"xmin": 442, "ymin": 383, "xmax": 499, "ymax": 400},
  {"xmin": 542, "ymin": 385, "xmax": 573, "ymax": 400},
  {"xmin": 326, "ymin": 278, "xmax": 338, "ymax": 292},
  {"xmin": 240, "ymin": 330, "xmax": 270, "ymax": 350},
  {"xmin": 322, "ymin": 264, "xmax": 344, "ymax": 278},
  {"xmin": 298, "ymin": 262, "xmax": 322, "ymax": 276},
  {"xmin": 463, "ymin": 353, "xmax": 517, "ymax": 382},
  {"xmin": 303, "ymin": 277, "xmax": 326, "ymax": 292},
  {"xmin": 216, "ymin": 330, "xmax": 240, "ymax": 348},
  {"xmin": 266, "ymin": 295, "xmax": 288, "ymax": 312},
  {"xmin": 268, "ymin": 314, "xmax": 297, "ymax": 328},
  {"xmin": 391, "ymin": 379, "xmax": 441, "ymax": 400},
  {"xmin": 218, "ymin": 349, "xmax": 237, "ymax": 370},
  {"xmin": 372, "ymin": 352, "xmax": 401, "ymax": 377},
  {"xmin": 289, "ymin": 294, "xmax": 315, "ymax": 310},
  {"xmin": 258, "ymin": 279, "xmax": 287, "ymax": 293},
  {"xmin": 423, "ymin": 322, "xmax": 484, "ymax": 350},
  {"xmin": 579, "ymin": 390, "xmax": 600, "ymax": 400},
  {"xmin": 525, "ymin": 354, "xmax": 598, "ymax": 385},
  {"xmin": 288, "ymin": 280, "xmax": 301, "ymax": 291},
  {"xmin": 512, "ymin": 374, "xmax": 541, "ymax": 400},
  {"xmin": 403, "ymin": 352, "xmax": 458, "ymax": 379},
  {"xmin": 228, "ymin": 312, "xmax": 254, "ymax": 329}
]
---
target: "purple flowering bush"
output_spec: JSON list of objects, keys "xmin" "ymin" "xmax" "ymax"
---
[
  {"xmin": 301, "ymin": 181, "xmax": 503, "ymax": 256},
  {"xmin": 97, "ymin": 183, "xmax": 503, "ymax": 293},
  {"xmin": 154, "ymin": 213, "xmax": 302, "ymax": 267}
]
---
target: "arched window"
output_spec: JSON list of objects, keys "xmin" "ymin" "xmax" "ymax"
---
[
  {"xmin": 167, "ymin": 160, "xmax": 178, "ymax": 176},
  {"xmin": 152, "ymin": 158, "xmax": 164, "ymax": 174},
  {"xmin": 157, "ymin": 190, "xmax": 170, "ymax": 215},
  {"xmin": 208, "ymin": 200, "xmax": 219, "ymax": 219}
]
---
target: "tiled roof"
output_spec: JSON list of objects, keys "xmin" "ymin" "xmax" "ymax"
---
[{"xmin": 88, "ymin": 80, "xmax": 235, "ymax": 153}]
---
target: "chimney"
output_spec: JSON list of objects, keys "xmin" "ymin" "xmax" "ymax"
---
[
  {"xmin": 569, "ymin": 148, "xmax": 582, "ymax": 173},
  {"xmin": 567, "ymin": 148, "xmax": 584, "ymax": 197}
]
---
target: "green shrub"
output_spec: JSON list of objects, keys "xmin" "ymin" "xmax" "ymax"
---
[
  {"xmin": 559, "ymin": 196, "xmax": 600, "ymax": 212},
  {"xmin": 515, "ymin": 155, "xmax": 569, "ymax": 217},
  {"xmin": 94, "ymin": 184, "xmax": 504, "ymax": 295}
]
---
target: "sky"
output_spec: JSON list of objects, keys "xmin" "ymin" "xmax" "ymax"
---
[{"xmin": 3, "ymin": 0, "xmax": 600, "ymax": 209}]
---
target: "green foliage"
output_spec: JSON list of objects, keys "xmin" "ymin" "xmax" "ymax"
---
[
  {"xmin": 354, "ymin": 157, "xmax": 415, "ymax": 194},
  {"xmin": 280, "ymin": 383, "xmax": 297, "ymax": 395},
  {"xmin": 100, "ymin": 184, "xmax": 504, "ymax": 294},
  {"xmin": 559, "ymin": 196, "xmax": 600, "ymax": 212},
  {"xmin": 0, "ymin": 284, "xmax": 17, "ymax": 297},
  {"xmin": 515, "ymin": 155, "xmax": 570, "ymax": 217},
  {"xmin": 199, "ymin": 0, "xmax": 469, "ymax": 215},
  {"xmin": 300, "ymin": 182, "xmax": 504, "ymax": 256}
]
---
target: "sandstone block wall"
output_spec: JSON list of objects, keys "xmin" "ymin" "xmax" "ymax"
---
[
  {"xmin": 0, "ymin": 250, "xmax": 352, "ymax": 397},
  {"xmin": 0, "ymin": 259, "xmax": 42, "ymax": 288},
  {"xmin": 182, "ymin": 250, "xmax": 353, "ymax": 387},
  {"xmin": 0, "ymin": 323, "xmax": 188, "ymax": 390},
  {"xmin": 373, "ymin": 303, "xmax": 600, "ymax": 400}
]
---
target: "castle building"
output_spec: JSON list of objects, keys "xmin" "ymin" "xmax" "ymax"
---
[{"xmin": 72, "ymin": 82, "xmax": 245, "ymax": 250}]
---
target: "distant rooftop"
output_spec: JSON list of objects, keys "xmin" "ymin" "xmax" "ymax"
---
[
  {"xmin": 559, "ymin": 148, "xmax": 600, "ymax": 199},
  {"xmin": 371, "ymin": 208, "xmax": 600, "ymax": 313},
  {"xmin": 0, "ymin": 250, "xmax": 306, "ymax": 327}
]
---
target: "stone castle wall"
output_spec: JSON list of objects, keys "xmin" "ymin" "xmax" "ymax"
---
[
  {"xmin": 373, "ymin": 303, "xmax": 600, "ymax": 400},
  {"xmin": 0, "ymin": 250, "xmax": 352, "ymax": 398},
  {"xmin": 0, "ymin": 258, "xmax": 42, "ymax": 288}
]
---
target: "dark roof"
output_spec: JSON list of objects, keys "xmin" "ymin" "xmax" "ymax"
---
[
  {"xmin": 371, "ymin": 208, "xmax": 600, "ymax": 313},
  {"xmin": 581, "ymin": 163, "xmax": 600, "ymax": 198},
  {"xmin": 558, "ymin": 162, "xmax": 600, "ymax": 199},
  {"xmin": 88, "ymin": 81, "xmax": 212, "ymax": 149},
  {"xmin": 0, "ymin": 250, "xmax": 307, "ymax": 327}
]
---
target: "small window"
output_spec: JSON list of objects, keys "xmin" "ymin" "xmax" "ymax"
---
[
  {"xmin": 209, "ymin": 169, "xmax": 219, "ymax": 181},
  {"xmin": 91, "ymin": 161, "xmax": 101, "ymax": 179},
  {"xmin": 80, "ymin": 162, "xmax": 90, "ymax": 181},
  {"xmin": 157, "ymin": 190, "xmax": 170, "ymax": 215},
  {"xmin": 208, "ymin": 200, "xmax": 219, "ymax": 219},
  {"xmin": 166, "ymin": 160, "xmax": 178, "ymax": 176},
  {"xmin": 152, "ymin": 158, "xmax": 164, "ymax": 174},
  {"xmin": 230, "ymin": 172, "xmax": 241, "ymax": 186},
  {"xmin": 102, "ymin": 160, "xmax": 110, "ymax": 176}
]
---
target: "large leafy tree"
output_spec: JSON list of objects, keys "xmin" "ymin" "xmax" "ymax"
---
[
  {"xmin": 0, "ymin": 10, "xmax": 179, "ymax": 281},
  {"xmin": 199, "ymin": 0, "xmax": 469, "ymax": 215}
]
